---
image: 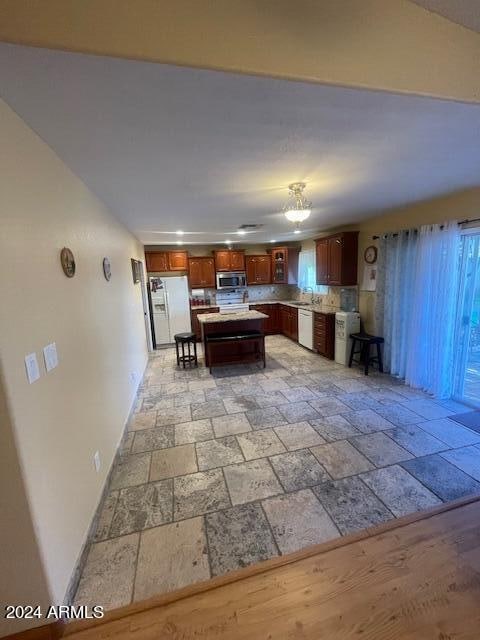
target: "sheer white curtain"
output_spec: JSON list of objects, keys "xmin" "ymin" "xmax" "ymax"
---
[
  {"xmin": 380, "ymin": 221, "xmax": 461, "ymax": 398},
  {"xmin": 381, "ymin": 230, "xmax": 418, "ymax": 377},
  {"xmin": 405, "ymin": 222, "xmax": 461, "ymax": 397}
]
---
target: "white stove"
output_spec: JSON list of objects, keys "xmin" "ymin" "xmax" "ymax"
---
[{"xmin": 216, "ymin": 290, "xmax": 249, "ymax": 314}]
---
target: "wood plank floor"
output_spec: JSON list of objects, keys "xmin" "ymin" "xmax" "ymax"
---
[{"xmin": 64, "ymin": 496, "xmax": 480, "ymax": 640}]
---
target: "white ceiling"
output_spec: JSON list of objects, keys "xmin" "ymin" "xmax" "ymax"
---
[
  {"xmin": 410, "ymin": 0, "xmax": 480, "ymax": 33},
  {"xmin": 1, "ymin": 43, "xmax": 480, "ymax": 245}
]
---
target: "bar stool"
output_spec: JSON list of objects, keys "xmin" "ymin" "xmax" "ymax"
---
[
  {"xmin": 348, "ymin": 333, "xmax": 384, "ymax": 376},
  {"xmin": 174, "ymin": 332, "xmax": 198, "ymax": 369}
]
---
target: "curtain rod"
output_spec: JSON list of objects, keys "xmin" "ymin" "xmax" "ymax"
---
[{"xmin": 371, "ymin": 217, "xmax": 480, "ymax": 240}]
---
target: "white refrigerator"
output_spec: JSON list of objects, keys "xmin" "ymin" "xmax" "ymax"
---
[{"xmin": 149, "ymin": 276, "xmax": 191, "ymax": 346}]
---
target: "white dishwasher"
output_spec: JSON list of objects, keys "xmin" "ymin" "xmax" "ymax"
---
[{"xmin": 298, "ymin": 308, "xmax": 314, "ymax": 350}]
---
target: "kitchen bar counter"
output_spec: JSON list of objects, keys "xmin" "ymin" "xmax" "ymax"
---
[
  {"xmin": 198, "ymin": 310, "xmax": 268, "ymax": 323},
  {"xmin": 199, "ymin": 311, "xmax": 267, "ymax": 370}
]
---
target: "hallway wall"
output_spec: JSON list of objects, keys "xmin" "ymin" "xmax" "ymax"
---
[{"xmin": 0, "ymin": 98, "xmax": 148, "ymax": 629}]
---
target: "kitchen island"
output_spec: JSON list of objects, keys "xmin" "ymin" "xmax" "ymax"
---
[{"xmin": 198, "ymin": 310, "xmax": 268, "ymax": 371}]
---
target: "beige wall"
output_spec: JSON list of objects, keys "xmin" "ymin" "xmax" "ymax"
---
[
  {"xmin": 0, "ymin": 0, "xmax": 479, "ymax": 104},
  {"xmin": 0, "ymin": 375, "xmax": 52, "ymax": 636},
  {"xmin": 0, "ymin": 98, "xmax": 148, "ymax": 626}
]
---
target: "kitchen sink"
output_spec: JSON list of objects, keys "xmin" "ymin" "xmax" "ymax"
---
[{"xmin": 291, "ymin": 301, "xmax": 312, "ymax": 307}]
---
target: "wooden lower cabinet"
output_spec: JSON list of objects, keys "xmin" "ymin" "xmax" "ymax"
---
[
  {"xmin": 314, "ymin": 311, "xmax": 335, "ymax": 359},
  {"xmin": 279, "ymin": 304, "xmax": 298, "ymax": 342},
  {"xmin": 249, "ymin": 304, "xmax": 279, "ymax": 334},
  {"xmin": 191, "ymin": 307, "xmax": 219, "ymax": 341}
]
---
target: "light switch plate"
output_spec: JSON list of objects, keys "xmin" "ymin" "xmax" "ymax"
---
[
  {"xmin": 43, "ymin": 342, "xmax": 58, "ymax": 372},
  {"xmin": 93, "ymin": 451, "xmax": 101, "ymax": 473},
  {"xmin": 25, "ymin": 353, "xmax": 40, "ymax": 384}
]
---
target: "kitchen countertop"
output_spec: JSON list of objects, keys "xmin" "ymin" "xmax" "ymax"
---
[
  {"xmin": 197, "ymin": 310, "xmax": 268, "ymax": 323},
  {"xmin": 191, "ymin": 301, "xmax": 341, "ymax": 313},
  {"xmin": 191, "ymin": 304, "xmax": 219, "ymax": 310},
  {"xmin": 249, "ymin": 300, "xmax": 341, "ymax": 314}
]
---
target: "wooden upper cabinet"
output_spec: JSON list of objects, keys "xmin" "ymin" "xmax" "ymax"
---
[
  {"xmin": 230, "ymin": 251, "xmax": 245, "ymax": 271},
  {"xmin": 188, "ymin": 257, "xmax": 215, "ymax": 288},
  {"xmin": 214, "ymin": 250, "xmax": 245, "ymax": 272},
  {"xmin": 315, "ymin": 240, "xmax": 329, "ymax": 284},
  {"xmin": 315, "ymin": 232, "xmax": 358, "ymax": 286},
  {"xmin": 145, "ymin": 251, "xmax": 168, "ymax": 272},
  {"xmin": 256, "ymin": 256, "xmax": 271, "ymax": 284},
  {"xmin": 168, "ymin": 251, "xmax": 188, "ymax": 271},
  {"xmin": 327, "ymin": 236, "xmax": 343, "ymax": 285},
  {"xmin": 246, "ymin": 255, "xmax": 271, "ymax": 285},
  {"xmin": 270, "ymin": 247, "xmax": 299, "ymax": 284},
  {"xmin": 214, "ymin": 251, "xmax": 231, "ymax": 272}
]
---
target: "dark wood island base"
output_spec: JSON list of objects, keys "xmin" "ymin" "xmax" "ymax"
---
[{"xmin": 198, "ymin": 312, "xmax": 267, "ymax": 372}]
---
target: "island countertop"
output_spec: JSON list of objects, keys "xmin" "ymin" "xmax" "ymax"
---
[{"xmin": 197, "ymin": 310, "xmax": 268, "ymax": 323}]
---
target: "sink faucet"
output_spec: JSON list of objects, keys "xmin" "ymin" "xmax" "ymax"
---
[{"xmin": 303, "ymin": 287, "xmax": 315, "ymax": 303}]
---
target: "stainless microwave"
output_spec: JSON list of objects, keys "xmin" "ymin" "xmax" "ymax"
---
[{"xmin": 216, "ymin": 271, "xmax": 247, "ymax": 290}]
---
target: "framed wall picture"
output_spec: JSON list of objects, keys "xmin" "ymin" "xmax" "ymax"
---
[
  {"xmin": 60, "ymin": 247, "xmax": 76, "ymax": 278},
  {"xmin": 103, "ymin": 257, "xmax": 112, "ymax": 281},
  {"xmin": 131, "ymin": 258, "xmax": 142, "ymax": 284}
]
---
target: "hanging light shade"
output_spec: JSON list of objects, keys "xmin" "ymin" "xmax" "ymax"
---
[{"xmin": 283, "ymin": 182, "xmax": 312, "ymax": 223}]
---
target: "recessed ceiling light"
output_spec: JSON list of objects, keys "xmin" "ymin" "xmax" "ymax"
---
[
  {"xmin": 176, "ymin": 240, "xmax": 183, "ymax": 245},
  {"xmin": 225, "ymin": 239, "xmax": 232, "ymax": 245},
  {"xmin": 269, "ymin": 239, "xmax": 276, "ymax": 243},
  {"xmin": 294, "ymin": 229, "xmax": 301, "ymax": 234},
  {"xmin": 237, "ymin": 230, "xmax": 246, "ymax": 236},
  {"xmin": 176, "ymin": 230, "xmax": 184, "ymax": 236}
]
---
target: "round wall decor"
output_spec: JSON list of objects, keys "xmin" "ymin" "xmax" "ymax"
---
[
  {"xmin": 364, "ymin": 245, "xmax": 378, "ymax": 264},
  {"xmin": 60, "ymin": 247, "xmax": 76, "ymax": 277},
  {"xmin": 103, "ymin": 257, "xmax": 112, "ymax": 281}
]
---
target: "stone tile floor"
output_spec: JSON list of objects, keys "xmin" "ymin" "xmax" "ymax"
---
[{"xmin": 73, "ymin": 336, "xmax": 480, "ymax": 609}]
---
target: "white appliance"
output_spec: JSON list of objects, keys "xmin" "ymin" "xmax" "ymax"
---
[
  {"xmin": 298, "ymin": 308, "xmax": 314, "ymax": 350},
  {"xmin": 216, "ymin": 290, "xmax": 249, "ymax": 314},
  {"xmin": 149, "ymin": 276, "xmax": 191, "ymax": 346},
  {"xmin": 216, "ymin": 271, "xmax": 247, "ymax": 290},
  {"xmin": 335, "ymin": 311, "xmax": 361, "ymax": 365}
]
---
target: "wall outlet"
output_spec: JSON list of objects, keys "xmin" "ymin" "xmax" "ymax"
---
[
  {"xmin": 93, "ymin": 451, "xmax": 101, "ymax": 473},
  {"xmin": 43, "ymin": 342, "xmax": 59, "ymax": 372},
  {"xmin": 25, "ymin": 352, "xmax": 40, "ymax": 384}
]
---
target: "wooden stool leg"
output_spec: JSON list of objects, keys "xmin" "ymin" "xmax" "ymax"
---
[
  {"xmin": 181, "ymin": 341, "xmax": 185, "ymax": 369},
  {"xmin": 364, "ymin": 343, "xmax": 369, "ymax": 376},
  {"xmin": 348, "ymin": 338, "xmax": 356, "ymax": 368},
  {"xmin": 175, "ymin": 340, "xmax": 180, "ymax": 366},
  {"xmin": 193, "ymin": 339, "xmax": 197, "ymax": 367},
  {"xmin": 187, "ymin": 340, "xmax": 191, "ymax": 367},
  {"xmin": 377, "ymin": 342, "xmax": 383, "ymax": 373}
]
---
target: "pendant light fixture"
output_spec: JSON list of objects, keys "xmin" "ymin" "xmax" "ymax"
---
[{"xmin": 283, "ymin": 182, "xmax": 311, "ymax": 228}]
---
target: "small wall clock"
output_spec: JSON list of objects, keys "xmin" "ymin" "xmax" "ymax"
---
[
  {"xmin": 364, "ymin": 245, "xmax": 378, "ymax": 264},
  {"xmin": 103, "ymin": 257, "xmax": 112, "ymax": 281},
  {"xmin": 60, "ymin": 247, "xmax": 76, "ymax": 278}
]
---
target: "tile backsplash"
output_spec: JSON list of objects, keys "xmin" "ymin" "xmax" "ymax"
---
[
  {"xmin": 246, "ymin": 285, "xmax": 297, "ymax": 301},
  {"xmin": 192, "ymin": 284, "xmax": 358, "ymax": 310},
  {"xmin": 297, "ymin": 286, "xmax": 358, "ymax": 311}
]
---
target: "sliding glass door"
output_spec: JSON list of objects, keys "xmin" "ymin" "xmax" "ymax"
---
[{"xmin": 454, "ymin": 233, "xmax": 480, "ymax": 407}]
